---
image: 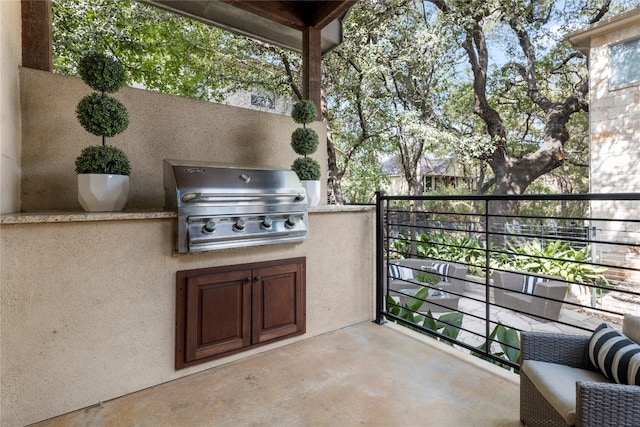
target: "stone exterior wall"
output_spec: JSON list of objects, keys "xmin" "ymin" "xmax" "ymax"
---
[{"xmin": 568, "ymin": 7, "xmax": 640, "ymax": 285}]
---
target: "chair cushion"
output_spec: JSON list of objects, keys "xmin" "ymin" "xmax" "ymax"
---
[
  {"xmin": 522, "ymin": 360, "xmax": 609, "ymax": 425},
  {"xmin": 623, "ymin": 314, "xmax": 640, "ymax": 345},
  {"xmin": 589, "ymin": 323, "xmax": 640, "ymax": 385},
  {"xmin": 522, "ymin": 274, "xmax": 547, "ymax": 294},
  {"xmin": 388, "ymin": 263, "xmax": 414, "ymax": 280},
  {"xmin": 431, "ymin": 263, "xmax": 449, "ymax": 282}
]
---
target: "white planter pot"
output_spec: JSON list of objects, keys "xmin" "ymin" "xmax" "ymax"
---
[
  {"xmin": 301, "ymin": 180, "xmax": 321, "ymax": 207},
  {"xmin": 78, "ymin": 174, "xmax": 129, "ymax": 212}
]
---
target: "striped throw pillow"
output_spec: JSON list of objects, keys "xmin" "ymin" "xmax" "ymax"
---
[
  {"xmin": 431, "ymin": 263, "xmax": 449, "ymax": 282},
  {"xmin": 388, "ymin": 263, "xmax": 414, "ymax": 280},
  {"xmin": 589, "ymin": 323, "xmax": 640, "ymax": 386},
  {"xmin": 522, "ymin": 275, "xmax": 547, "ymax": 294}
]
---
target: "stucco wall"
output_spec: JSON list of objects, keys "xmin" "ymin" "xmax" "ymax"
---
[
  {"xmin": 20, "ymin": 68, "xmax": 327, "ymax": 211},
  {"xmin": 0, "ymin": 209, "xmax": 375, "ymax": 426},
  {"xmin": 0, "ymin": 1, "xmax": 22, "ymax": 213}
]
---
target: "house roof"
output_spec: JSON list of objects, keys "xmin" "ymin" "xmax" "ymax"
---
[
  {"xmin": 566, "ymin": 6, "xmax": 640, "ymax": 56},
  {"xmin": 138, "ymin": 1, "xmax": 357, "ymax": 54}
]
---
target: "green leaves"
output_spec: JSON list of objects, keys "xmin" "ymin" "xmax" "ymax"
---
[
  {"xmin": 76, "ymin": 93, "xmax": 129, "ymax": 137},
  {"xmin": 78, "ymin": 52, "xmax": 126, "ymax": 93},
  {"xmin": 291, "ymin": 128, "xmax": 319, "ymax": 155},
  {"xmin": 291, "ymin": 100, "xmax": 317, "ymax": 124},
  {"xmin": 75, "ymin": 145, "xmax": 131, "ymax": 175},
  {"xmin": 291, "ymin": 157, "xmax": 321, "ymax": 181}
]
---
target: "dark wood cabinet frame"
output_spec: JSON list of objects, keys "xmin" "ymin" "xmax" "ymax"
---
[{"xmin": 175, "ymin": 257, "xmax": 306, "ymax": 369}]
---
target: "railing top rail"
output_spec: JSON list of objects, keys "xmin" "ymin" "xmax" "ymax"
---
[{"xmin": 377, "ymin": 192, "xmax": 640, "ymax": 202}]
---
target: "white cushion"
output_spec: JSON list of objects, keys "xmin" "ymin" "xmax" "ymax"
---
[
  {"xmin": 589, "ymin": 323, "xmax": 640, "ymax": 385},
  {"xmin": 388, "ymin": 263, "xmax": 414, "ymax": 280},
  {"xmin": 522, "ymin": 360, "xmax": 609, "ymax": 425},
  {"xmin": 623, "ymin": 314, "xmax": 640, "ymax": 345},
  {"xmin": 522, "ymin": 275, "xmax": 547, "ymax": 294}
]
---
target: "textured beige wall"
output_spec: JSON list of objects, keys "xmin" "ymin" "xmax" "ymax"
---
[
  {"xmin": 0, "ymin": 1, "xmax": 22, "ymax": 213},
  {"xmin": 20, "ymin": 68, "xmax": 327, "ymax": 211},
  {"xmin": 0, "ymin": 209, "xmax": 375, "ymax": 426}
]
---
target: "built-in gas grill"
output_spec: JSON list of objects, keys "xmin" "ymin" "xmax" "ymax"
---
[{"xmin": 164, "ymin": 160, "xmax": 309, "ymax": 253}]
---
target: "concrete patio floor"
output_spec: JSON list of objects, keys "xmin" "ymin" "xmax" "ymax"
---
[{"xmin": 33, "ymin": 322, "xmax": 520, "ymax": 427}]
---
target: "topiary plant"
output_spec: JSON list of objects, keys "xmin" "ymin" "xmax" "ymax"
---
[
  {"xmin": 290, "ymin": 100, "xmax": 321, "ymax": 181},
  {"xmin": 291, "ymin": 157, "xmax": 321, "ymax": 181},
  {"xmin": 76, "ymin": 93, "xmax": 129, "ymax": 137},
  {"xmin": 75, "ymin": 51, "xmax": 131, "ymax": 175},
  {"xmin": 77, "ymin": 52, "xmax": 126, "ymax": 93},
  {"xmin": 75, "ymin": 145, "xmax": 131, "ymax": 175}
]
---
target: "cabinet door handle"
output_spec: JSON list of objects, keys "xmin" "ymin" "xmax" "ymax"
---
[
  {"xmin": 254, "ymin": 276, "xmax": 261, "ymax": 282},
  {"xmin": 244, "ymin": 277, "xmax": 252, "ymax": 283}
]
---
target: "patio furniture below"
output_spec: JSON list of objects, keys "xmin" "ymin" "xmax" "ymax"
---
[
  {"xmin": 396, "ymin": 288, "xmax": 460, "ymax": 312},
  {"xmin": 386, "ymin": 258, "xmax": 468, "ymax": 295},
  {"xmin": 493, "ymin": 270, "xmax": 567, "ymax": 321},
  {"xmin": 520, "ymin": 314, "xmax": 640, "ymax": 427}
]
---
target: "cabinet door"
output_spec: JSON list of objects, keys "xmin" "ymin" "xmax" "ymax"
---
[
  {"xmin": 252, "ymin": 260, "xmax": 306, "ymax": 344},
  {"xmin": 183, "ymin": 269, "xmax": 252, "ymax": 364}
]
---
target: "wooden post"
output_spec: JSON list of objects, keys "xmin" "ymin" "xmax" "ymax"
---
[
  {"xmin": 302, "ymin": 26, "xmax": 321, "ymax": 120},
  {"xmin": 21, "ymin": 0, "xmax": 53, "ymax": 71}
]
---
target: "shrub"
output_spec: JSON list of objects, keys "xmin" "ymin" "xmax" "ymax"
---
[
  {"xmin": 290, "ymin": 100, "xmax": 321, "ymax": 181},
  {"xmin": 78, "ymin": 52, "xmax": 126, "ymax": 93},
  {"xmin": 291, "ymin": 157, "xmax": 321, "ymax": 181},
  {"xmin": 291, "ymin": 127, "xmax": 319, "ymax": 155},
  {"xmin": 76, "ymin": 93, "xmax": 129, "ymax": 137},
  {"xmin": 75, "ymin": 145, "xmax": 131, "ymax": 175},
  {"xmin": 291, "ymin": 100, "xmax": 317, "ymax": 124}
]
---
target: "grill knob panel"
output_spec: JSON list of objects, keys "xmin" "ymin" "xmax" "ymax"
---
[
  {"xmin": 285, "ymin": 216, "xmax": 297, "ymax": 229},
  {"xmin": 202, "ymin": 220, "xmax": 216, "ymax": 234},
  {"xmin": 233, "ymin": 219, "xmax": 246, "ymax": 232},
  {"xmin": 261, "ymin": 217, "xmax": 273, "ymax": 229}
]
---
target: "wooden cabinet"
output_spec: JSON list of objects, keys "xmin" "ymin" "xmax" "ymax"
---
[{"xmin": 176, "ymin": 258, "xmax": 305, "ymax": 369}]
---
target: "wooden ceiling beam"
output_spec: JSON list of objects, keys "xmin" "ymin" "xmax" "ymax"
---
[
  {"xmin": 21, "ymin": 0, "xmax": 52, "ymax": 71},
  {"xmin": 309, "ymin": 0, "xmax": 357, "ymax": 28},
  {"xmin": 303, "ymin": 26, "xmax": 322, "ymax": 118}
]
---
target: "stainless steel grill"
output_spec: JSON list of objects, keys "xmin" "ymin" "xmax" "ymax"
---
[{"xmin": 164, "ymin": 160, "xmax": 309, "ymax": 253}]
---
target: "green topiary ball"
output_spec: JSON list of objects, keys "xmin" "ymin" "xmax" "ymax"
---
[
  {"xmin": 291, "ymin": 100, "xmax": 317, "ymax": 124},
  {"xmin": 75, "ymin": 145, "xmax": 131, "ymax": 175},
  {"xmin": 76, "ymin": 93, "xmax": 129, "ymax": 137},
  {"xmin": 291, "ymin": 157, "xmax": 321, "ymax": 181},
  {"xmin": 78, "ymin": 52, "xmax": 126, "ymax": 93},
  {"xmin": 291, "ymin": 127, "xmax": 319, "ymax": 155}
]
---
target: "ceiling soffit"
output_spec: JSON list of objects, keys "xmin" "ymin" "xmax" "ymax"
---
[{"xmin": 139, "ymin": 0, "xmax": 356, "ymax": 54}]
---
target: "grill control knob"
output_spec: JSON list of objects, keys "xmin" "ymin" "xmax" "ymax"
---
[
  {"xmin": 202, "ymin": 220, "xmax": 216, "ymax": 234},
  {"xmin": 233, "ymin": 219, "xmax": 246, "ymax": 232},
  {"xmin": 261, "ymin": 217, "xmax": 273, "ymax": 230},
  {"xmin": 285, "ymin": 216, "xmax": 297, "ymax": 229}
]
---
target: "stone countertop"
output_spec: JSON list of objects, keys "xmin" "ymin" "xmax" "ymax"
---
[{"xmin": 0, "ymin": 205, "xmax": 374, "ymax": 225}]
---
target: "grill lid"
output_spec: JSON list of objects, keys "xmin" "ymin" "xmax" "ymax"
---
[{"xmin": 164, "ymin": 160, "xmax": 309, "ymax": 253}]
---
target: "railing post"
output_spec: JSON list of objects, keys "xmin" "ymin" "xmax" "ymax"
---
[
  {"xmin": 484, "ymin": 198, "xmax": 491, "ymax": 358},
  {"xmin": 374, "ymin": 191, "xmax": 386, "ymax": 325}
]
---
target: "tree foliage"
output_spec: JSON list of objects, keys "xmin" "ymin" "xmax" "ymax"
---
[{"xmin": 52, "ymin": 0, "xmax": 637, "ymax": 208}]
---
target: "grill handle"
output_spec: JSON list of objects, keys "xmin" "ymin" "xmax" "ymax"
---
[{"xmin": 181, "ymin": 192, "xmax": 306, "ymax": 203}]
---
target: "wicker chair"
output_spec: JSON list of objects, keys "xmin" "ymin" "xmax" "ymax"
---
[{"xmin": 520, "ymin": 314, "xmax": 640, "ymax": 426}]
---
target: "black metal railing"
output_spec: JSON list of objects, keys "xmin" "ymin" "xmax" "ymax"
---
[{"xmin": 375, "ymin": 192, "xmax": 640, "ymax": 371}]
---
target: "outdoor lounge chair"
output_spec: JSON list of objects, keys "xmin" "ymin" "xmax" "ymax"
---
[
  {"xmin": 520, "ymin": 314, "xmax": 640, "ymax": 427},
  {"xmin": 386, "ymin": 258, "xmax": 468, "ymax": 296},
  {"xmin": 492, "ymin": 270, "xmax": 567, "ymax": 321},
  {"xmin": 385, "ymin": 258, "xmax": 468, "ymax": 312}
]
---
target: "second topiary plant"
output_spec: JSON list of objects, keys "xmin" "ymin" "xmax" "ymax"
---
[
  {"xmin": 291, "ymin": 100, "xmax": 321, "ymax": 205},
  {"xmin": 74, "ymin": 52, "xmax": 131, "ymax": 211}
]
